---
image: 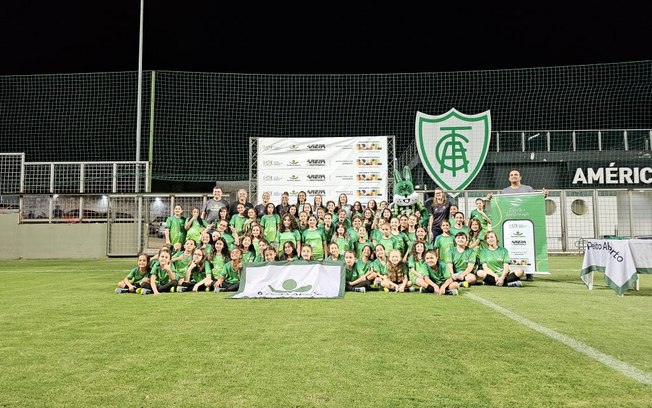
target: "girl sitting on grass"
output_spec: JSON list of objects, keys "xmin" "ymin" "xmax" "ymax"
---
[
  {"xmin": 422, "ymin": 250, "xmax": 459, "ymax": 295},
  {"xmin": 381, "ymin": 249, "xmax": 408, "ymax": 292},
  {"xmin": 478, "ymin": 231, "xmax": 525, "ymax": 287},
  {"xmin": 139, "ymin": 248, "xmax": 177, "ymax": 295},
  {"xmin": 115, "ymin": 253, "xmax": 150, "ymax": 294},
  {"xmin": 180, "ymin": 248, "xmax": 213, "ymax": 292},
  {"xmin": 214, "ymin": 247, "xmax": 243, "ymax": 293},
  {"xmin": 344, "ymin": 250, "xmax": 370, "ymax": 293}
]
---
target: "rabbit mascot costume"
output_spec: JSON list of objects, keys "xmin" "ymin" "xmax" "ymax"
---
[{"xmin": 389, "ymin": 166, "xmax": 429, "ymax": 226}]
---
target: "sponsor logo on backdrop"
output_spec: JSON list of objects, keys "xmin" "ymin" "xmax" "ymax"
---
[
  {"xmin": 306, "ymin": 159, "xmax": 327, "ymax": 167},
  {"xmin": 307, "ymin": 144, "xmax": 326, "ymax": 151},
  {"xmin": 289, "ymin": 144, "xmax": 300, "ymax": 151},
  {"xmin": 356, "ymin": 142, "xmax": 383, "ymax": 151},
  {"xmin": 264, "ymin": 175, "xmax": 284, "ymax": 182},
  {"xmin": 306, "ymin": 174, "xmax": 327, "ymax": 182},
  {"xmin": 263, "ymin": 160, "xmax": 283, "ymax": 167},
  {"xmin": 307, "ymin": 189, "xmax": 326, "ymax": 196},
  {"xmin": 287, "ymin": 160, "xmax": 301, "ymax": 167},
  {"xmin": 357, "ymin": 173, "xmax": 383, "ymax": 182},
  {"xmin": 416, "ymin": 108, "xmax": 491, "ymax": 196},
  {"xmin": 357, "ymin": 188, "xmax": 382, "ymax": 197},
  {"xmin": 356, "ymin": 158, "xmax": 383, "ymax": 166},
  {"xmin": 287, "ymin": 175, "xmax": 301, "ymax": 182}
]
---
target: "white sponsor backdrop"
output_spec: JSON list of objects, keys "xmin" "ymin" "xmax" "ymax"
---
[{"xmin": 257, "ymin": 137, "xmax": 389, "ymax": 206}]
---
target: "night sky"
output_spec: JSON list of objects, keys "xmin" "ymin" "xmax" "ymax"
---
[{"xmin": 1, "ymin": 2, "xmax": 651, "ymax": 75}]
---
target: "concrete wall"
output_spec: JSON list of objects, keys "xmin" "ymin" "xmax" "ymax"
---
[{"xmin": 0, "ymin": 210, "xmax": 107, "ymax": 259}]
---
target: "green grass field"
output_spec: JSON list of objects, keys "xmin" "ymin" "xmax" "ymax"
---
[{"xmin": 1, "ymin": 256, "xmax": 650, "ymax": 407}]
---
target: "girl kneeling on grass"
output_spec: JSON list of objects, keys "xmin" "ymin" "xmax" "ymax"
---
[
  {"xmin": 477, "ymin": 231, "xmax": 524, "ymax": 287},
  {"xmin": 115, "ymin": 253, "xmax": 150, "ymax": 294},
  {"xmin": 214, "ymin": 247, "xmax": 243, "ymax": 293},
  {"xmin": 138, "ymin": 248, "xmax": 178, "ymax": 295},
  {"xmin": 422, "ymin": 250, "xmax": 459, "ymax": 295}
]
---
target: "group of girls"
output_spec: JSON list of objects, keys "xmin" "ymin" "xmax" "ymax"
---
[{"xmin": 117, "ymin": 191, "xmax": 523, "ymax": 295}]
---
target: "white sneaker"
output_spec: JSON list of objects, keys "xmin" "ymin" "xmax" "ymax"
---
[
  {"xmin": 507, "ymin": 281, "xmax": 523, "ymax": 287},
  {"xmin": 445, "ymin": 289, "xmax": 459, "ymax": 296},
  {"xmin": 354, "ymin": 287, "xmax": 366, "ymax": 293}
]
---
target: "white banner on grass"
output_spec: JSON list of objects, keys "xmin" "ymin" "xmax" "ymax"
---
[
  {"xmin": 231, "ymin": 260, "xmax": 346, "ymax": 299},
  {"xmin": 257, "ymin": 137, "xmax": 388, "ymax": 206}
]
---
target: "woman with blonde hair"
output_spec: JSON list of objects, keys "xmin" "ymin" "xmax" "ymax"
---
[{"xmin": 428, "ymin": 188, "xmax": 452, "ymax": 242}]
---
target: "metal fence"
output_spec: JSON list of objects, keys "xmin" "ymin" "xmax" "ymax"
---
[{"xmin": 5, "ymin": 189, "xmax": 650, "ymax": 256}]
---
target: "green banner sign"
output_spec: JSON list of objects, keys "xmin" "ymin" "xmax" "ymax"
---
[{"xmin": 488, "ymin": 192, "xmax": 549, "ymax": 273}]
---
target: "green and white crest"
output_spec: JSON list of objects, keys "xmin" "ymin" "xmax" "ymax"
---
[{"xmin": 415, "ymin": 108, "xmax": 491, "ymax": 196}]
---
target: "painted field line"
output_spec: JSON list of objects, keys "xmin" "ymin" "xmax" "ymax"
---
[{"xmin": 465, "ymin": 292, "xmax": 652, "ymax": 385}]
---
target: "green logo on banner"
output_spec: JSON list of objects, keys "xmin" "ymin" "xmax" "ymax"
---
[
  {"xmin": 268, "ymin": 279, "xmax": 313, "ymax": 293},
  {"xmin": 416, "ymin": 108, "xmax": 491, "ymax": 196}
]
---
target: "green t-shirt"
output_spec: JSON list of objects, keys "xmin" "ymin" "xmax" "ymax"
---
[
  {"xmin": 151, "ymin": 262, "xmax": 176, "ymax": 285},
  {"xmin": 165, "ymin": 216, "xmax": 187, "ymax": 247},
  {"xmin": 434, "ymin": 234, "xmax": 455, "ymax": 263},
  {"xmin": 229, "ymin": 215, "xmax": 247, "ymax": 237},
  {"xmin": 479, "ymin": 247, "xmax": 511, "ymax": 276},
  {"xmin": 391, "ymin": 231, "xmax": 410, "ymax": 255},
  {"xmin": 376, "ymin": 236, "xmax": 398, "ymax": 257},
  {"xmin": 302, "ymin": 228, "xmax": 327, "ymax": 260},
  {"xmin": 186, "ymin": 218, "xmax": 208, "ymax": 244},
  {"xmin": 354, "ymin": 240, "xmax": 373, "ymax": 260},
  {"xmin": 190, "ymin": 262, "xmax": 212, "ymax": 283},
  {"xmin": 346, "ymin": 227, "xmax": 359, "ymax": 243},
  {"xmin": 470, "ymin": 209, "xmax": 491, "ymax": 231},
  {"xmin": 241, "ymin": 249, "xmax": 256, "ymax": 264},
  {"xmin": 371, "ymin": 258, "xmax": 388, "ymax": 276},
  {"xmin": 410, "ymin": 259, "xmax": 425, "ymax": 283},
  {"xmin": 356, "ymin": 259, "xmax": 372, "ymax": 277},
  {"xmin": 211, "ymin": 255, "xmax": 228, "ymax": 279},
  {"xmin": 277, "ymin": 230, "xmax": 301, "ymax": 250},
  {"xmin": 422, "ymin": 260, "xmax": 451, "ymax": 286},
  {"xmin": 260, "ymin": 214, "xmax": 280, "ymax": 243},
  {"xmin": 332, "ymin": 236, "xmax": 353, "ymax": 255},
  {"xmin": 447, "ymin": 247, "xmax": 476, "ymax": 274},
  {"xmin": 321, "ymin": 223, "xmax": 335, "ymax": 244},
  {"xmin": 172, "ymin": 251, "xmax": 193, "ymax": 280},
  {"xmin": 345, "ymin": 264, "xmax": 361, "ymax": 282},
  {"xmin": 221, "ymin": 233, "xmax": 236, "ymax": 251},
  {"xmin": 468, "ymin": 229, "xmax": 488, "ymax": 257},
  {"xmin": 126, "ymin": 267, "xmax": 149, "ymax": 283},
  {"xmin": 449, "ymin": 225, "xmax": 469, "ymax": 239},
  {"xmin": 219, "ymin": 261, "xmax": 242, "ymax": 284}
]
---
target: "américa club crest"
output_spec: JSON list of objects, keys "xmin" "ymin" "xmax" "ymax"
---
[{"xmin": 415, "ymin": 108, "xmax": 491, "ymax": 197}]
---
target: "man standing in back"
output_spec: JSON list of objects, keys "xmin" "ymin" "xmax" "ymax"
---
[{"xmin": 202, "ymin": 185, "xmax": 230, "ymax": 225}]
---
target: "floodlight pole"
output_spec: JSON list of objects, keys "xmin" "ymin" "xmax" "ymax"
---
[{"xmin": 135, "ymin": 0, "xmax": 144, "ymax": 173}]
